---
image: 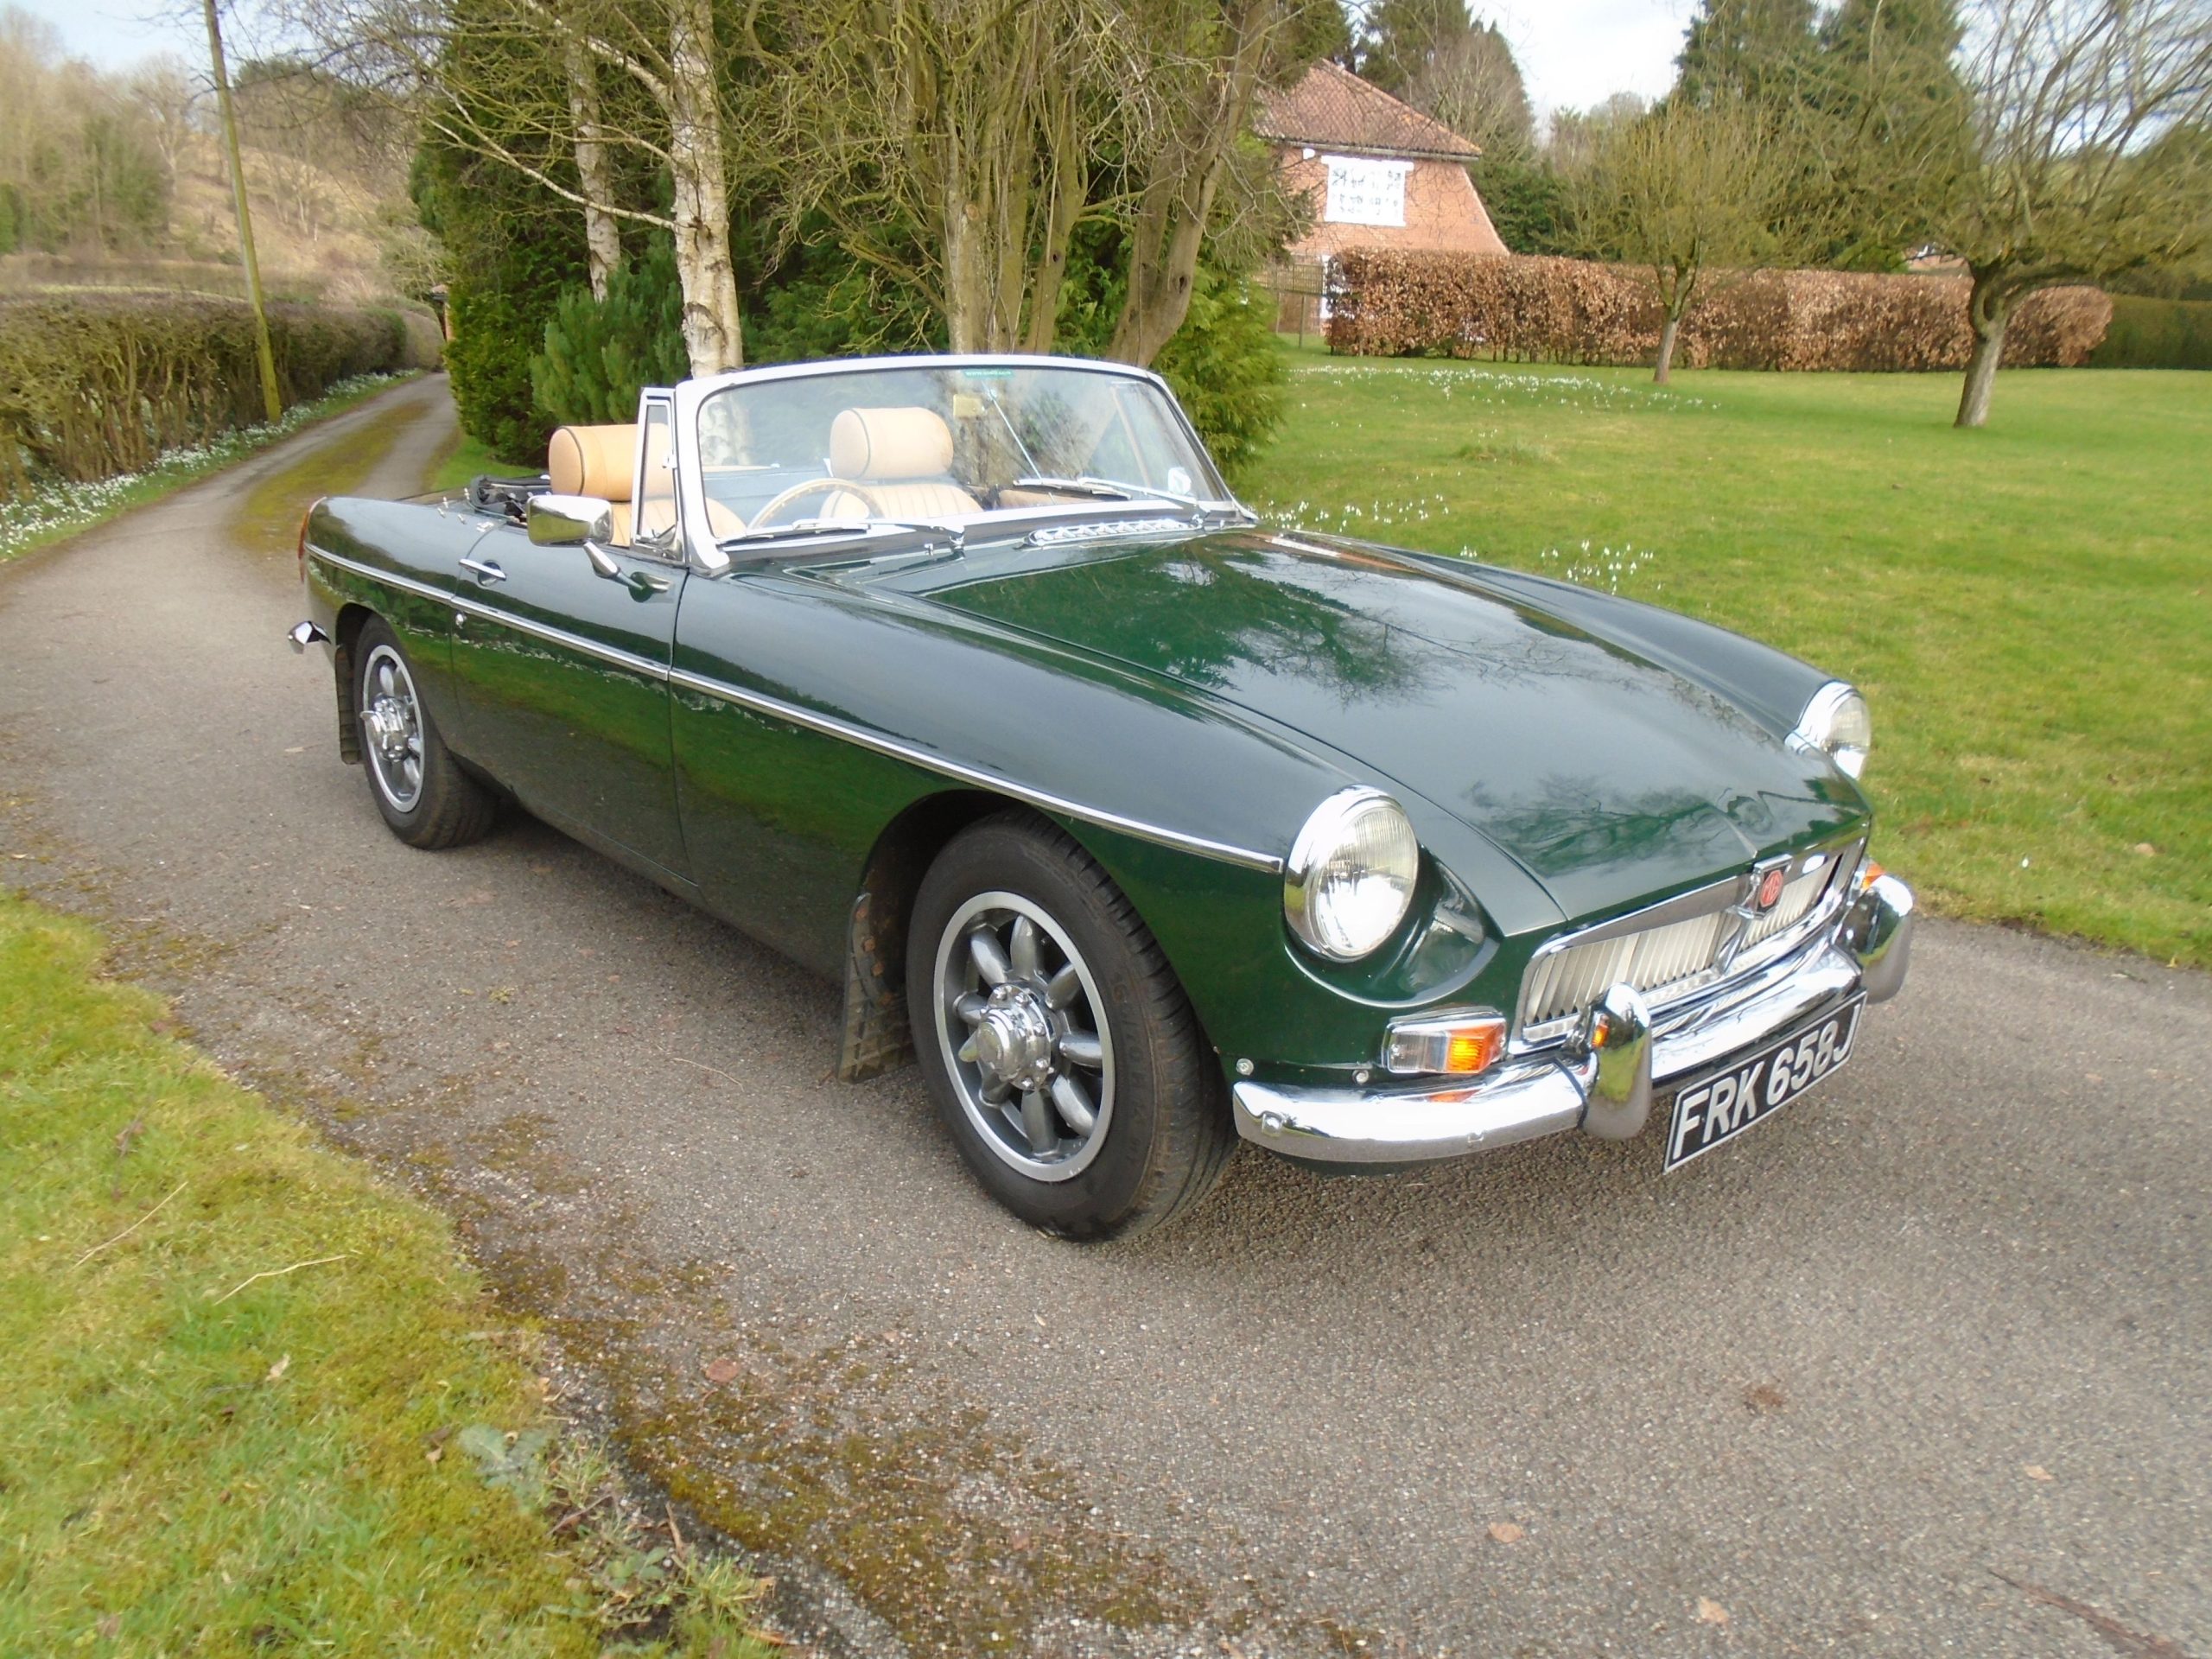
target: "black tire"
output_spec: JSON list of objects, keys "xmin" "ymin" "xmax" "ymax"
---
[
  {"xmin": 352, "ymin": 618, "xmax": 496, "ymax": 850},
  {"xmin": 907, "ymin": 812, "xmax": 1235, "ymax": 1240}
]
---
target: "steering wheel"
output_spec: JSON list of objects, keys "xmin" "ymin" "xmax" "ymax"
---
[{"xmin": 747, "ymin": 476, "xmax": 888, "ymax": 531}]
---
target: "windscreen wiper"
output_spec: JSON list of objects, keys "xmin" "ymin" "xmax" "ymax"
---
[
  {"xmin": 1007, "ymin": 475, "xmax": 1134, "ymax": 501},
  {"xmin": 1008, "ymin": 474, "xmax": 1211, "ymax": 507},
  {"xmin": 721, "ymin": 517, "xmax": 966, "ymax": 553},
  {"xmin": 715, "ymin": 519, "xmax": 883, "ymax": 550}
]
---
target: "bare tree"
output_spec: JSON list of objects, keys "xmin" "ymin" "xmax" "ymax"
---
[
  {"xmin": 767, "ymin": 0, "xmax": 1122, "ymax": 354},
  {"xmin": 298, "ymin": 0, "xmax": 748, "ymax": 372},
  {"xmin": 1577, "ymin": 98, "xmax": 1809, "ymax": 382},
  {"xmin": 1107, "ymin": 0, "xmax": 1307, "ymax": 365},
  {"xmin": 127, "ymin": 56, "xmax": 201, "ymax": 188},
  {"xmin": 1545, "ymin": 92, "xmax": 1648, "ymax": 176},
  {"xmin": 561, "ymin": 29, "xmax": 620, "ymax": 299},
  {"xmin": 1919, "ymin": 0, "xmax": 2212, "ymax": 427}
]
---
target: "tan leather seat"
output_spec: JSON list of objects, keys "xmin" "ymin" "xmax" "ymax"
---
[
  {"xmin": 547, "ymin": 423, "xmax": 636, "ymax": 544},
  {"xmin": 820, "ymin": 407, "xmax": 981, "ymax": 521}
]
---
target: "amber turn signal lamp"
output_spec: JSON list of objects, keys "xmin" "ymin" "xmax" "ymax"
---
[
  {"xmin": 1859, "ymin": 859, "xmax": 1885, "ymax": 891},
  {"xmin": 1383, "ymin": 1011, "xmax": 1507, "ymax": 1078}
]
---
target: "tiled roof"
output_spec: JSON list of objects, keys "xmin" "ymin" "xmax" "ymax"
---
[{"xmin": 1254, "ymin": 60, "xmax": 1480, "ymax": 162}]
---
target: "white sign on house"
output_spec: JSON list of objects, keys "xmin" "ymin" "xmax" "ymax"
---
[{"xmin": 1321, "ymin": 156, "xmax": 1414, "ymax": 227}]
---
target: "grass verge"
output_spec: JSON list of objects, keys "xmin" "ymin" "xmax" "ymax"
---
[
  {"xmin": 231, "ymin": 396, "xmax": 428, "ymax": 556},
  {"xmin": 1244, "ymin": 353, "xmax": 2211, "ymax": 968},
  {"xmin": 0, "ymin": 374, "xmax": 416, "ymax": 567},
  {"xmin": 427, "ymin": 429, "xmax": 537, "ymax": 495},
  {"xmin": 0, "ymin": 891, "xmax": 778, "ymax": 1656}
]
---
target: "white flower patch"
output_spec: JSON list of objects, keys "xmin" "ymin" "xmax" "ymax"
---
[
  {"xmin": 1291, "ymin": 361, "xmax": 1712, "ymax": 413},
  {"xmin": 1, "ymin": 373, "xmax": 405, "ymax": 561},
  {"xmin": 1256, "ymin": 492, "xmax": 1452, "ymax": 536},
  {"xmin": 1527, "ymin": 540, "xmax": 1663, "ymax": 594}
]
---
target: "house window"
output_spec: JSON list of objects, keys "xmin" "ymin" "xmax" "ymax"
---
[{"xmin": 1322, "ymin": 156, "xmax": 1413, "ymax": 227}]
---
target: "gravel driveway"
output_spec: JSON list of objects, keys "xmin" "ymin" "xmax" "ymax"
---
[{"xmin": 3, "ymin": 377, "xmax": 2206, "ymax": 1657}]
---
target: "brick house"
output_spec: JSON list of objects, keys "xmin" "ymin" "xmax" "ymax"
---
[{"xmin": 1256, "ymin": 60, "xmax": 1509, "ymax": 297}]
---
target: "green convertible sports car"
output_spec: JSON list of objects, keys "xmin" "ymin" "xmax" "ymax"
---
[{"xmin": 292, "ymin": 353, "xmax": 1914, "ymax": 1238}]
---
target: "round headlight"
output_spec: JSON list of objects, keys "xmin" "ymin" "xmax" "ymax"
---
[
  {"xmin": 1285, "ymin": 788, "xmax": 1420, "ymax": 960},
  {"xmin": 1795, "ymin": 682, "xmax": 1872, "ymax": 779}
]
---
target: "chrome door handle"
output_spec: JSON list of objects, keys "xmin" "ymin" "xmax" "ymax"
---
[{"xmin": 460, "ymin": 557, "xmax": 506, "ymax": 584}]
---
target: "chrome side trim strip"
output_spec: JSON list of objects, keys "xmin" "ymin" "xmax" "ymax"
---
[
  {"xmin": 308, "ymin": 543, "xmax": 1283, "ymax": 874},
  {"xmin": 668, "ymin": 668, "xmax": 1284, "ymax": 873},
  {"xmin": 307, "ymin": 543, "xmax": 670, "ymax": 681}
]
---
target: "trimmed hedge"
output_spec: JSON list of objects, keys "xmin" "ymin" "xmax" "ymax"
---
[
  {"xmin": 0, "ymin": 294, "xmax": 408, "ymax": 499},
  {"xmin": 1325, "ymin": 251, "xmax": 2111, "ymax": 372},
  {"xmin": 2088, "ymin": 296, "xmax": 2212, "ymax": 371}
]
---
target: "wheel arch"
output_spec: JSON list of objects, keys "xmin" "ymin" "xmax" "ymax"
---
[
  {"xmin": 836, "ymin": 788, "xmax": 1026, "ymax": 1082},
  {"xmin": 330, "ymin": 601, "xmax": 378, "ymax": 765},
  {"xmin": 834, "ymin": 788, "xmax": 1217, "ymax": 1084}
]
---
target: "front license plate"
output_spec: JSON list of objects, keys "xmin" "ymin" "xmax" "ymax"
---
[{"xmin": 1663, "ymin": 998, "xmax": 1864, "ymax": 1171}]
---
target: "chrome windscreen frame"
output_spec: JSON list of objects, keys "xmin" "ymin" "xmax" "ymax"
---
[{"xmin": 1510, "ymin": 834, "xmax": 1866, "ymax": 1052}]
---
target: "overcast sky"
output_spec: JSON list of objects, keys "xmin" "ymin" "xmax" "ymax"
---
[{"xmin": 13, "ymin": 0, "xmax": 1696, "ymax": 122}]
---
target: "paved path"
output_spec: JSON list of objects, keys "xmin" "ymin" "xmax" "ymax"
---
[{"xmin": 3, "ymin": 377, "xmax": 2207, "ymax": 1657}]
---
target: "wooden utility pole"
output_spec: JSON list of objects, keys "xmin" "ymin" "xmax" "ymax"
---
[{"xmin": 202, "ymin": 0, "xmax": 283, "ymax": 423}]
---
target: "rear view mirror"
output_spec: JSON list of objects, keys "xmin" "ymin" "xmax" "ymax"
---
[{"xmin": 527, "ymin": 493, "xmax": 613, "ymax": 546}]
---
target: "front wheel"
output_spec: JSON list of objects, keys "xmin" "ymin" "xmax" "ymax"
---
[
  {"xmin": 352, "ymin": 618, "xmax": 496, "ymax": 849},
  {"xmin": 908, "ymin": 814, "xmax": 1234, "ymax": 1240}
]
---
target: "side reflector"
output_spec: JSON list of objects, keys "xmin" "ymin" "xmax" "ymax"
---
[{"xmin": 1383, "ymin": 1011, "xmax": 1507, "ymax": 1077}]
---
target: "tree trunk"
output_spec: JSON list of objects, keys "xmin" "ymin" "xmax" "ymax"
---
[
  {"xmin": 1654, "ymin": 315, "xmax": 1681, "ymax": 385},
  {"xmin": 1106, "ymin": 0, "xmax": 1278, "ymax": 366},
  {"xmin": 666, "ymin": 0, "xmax": 743, "ymax": 373},
  {"xmin": 944, "ymin": 201, "xmax": 988, "ymax": 354},
  {"xmin": 563, "ymin": 34, "xmax": 622, "ymax": 301},
  {"xmin": 1955, "ymin": 271, "xmax": 2010, "ymax": 429}
]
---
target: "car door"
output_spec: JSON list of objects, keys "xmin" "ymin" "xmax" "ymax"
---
[{"xmin": 448, "ymin": 402, "xmax": 690, "ymax": 880}]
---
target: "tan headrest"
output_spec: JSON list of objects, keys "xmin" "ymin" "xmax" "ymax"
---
[
  {"xmin": 830, "ymin": 407, "xmax": 954, "ymax": 480},
  {"xmin": 548, "ymin": 423, "xmax": 636, "ymax": 502}
]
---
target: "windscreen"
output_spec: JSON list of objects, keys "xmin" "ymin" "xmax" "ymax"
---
[{"xmin": 692, "ymin": 362, "xmax": 1229, "ymax": 538}]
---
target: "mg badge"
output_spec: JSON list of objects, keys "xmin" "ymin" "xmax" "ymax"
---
[{"xmin": 1755, "ymin": 866, "xmax": 1789, "ymax": 912}]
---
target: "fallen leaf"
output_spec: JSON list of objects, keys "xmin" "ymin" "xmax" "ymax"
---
[
  {"xmin": 425, "ymin": 1446, "xmax": 442, "ymax": 1464},
  {"xmin": 265, "ymin": 1353, "xmax": 290, "ymax": 1383},
  {"xmin": 2133, "ymin": 842, "xmax": 2158, "ymax": 856},
  {"xmin": 2025, "ymin": 1464, "xmax": 2053, "ymax": 1482},
  {"xmin": 1696, "ymin": 1597, "xmax": 1730, "ymax": 1627},
  {"xmin": 702, "ymin": 1357, "xmax": 741, "ymax": 1384},
  {"xmin": 1487, "ymin": 1522, "xmax": 1524, "ymax": 1545}
]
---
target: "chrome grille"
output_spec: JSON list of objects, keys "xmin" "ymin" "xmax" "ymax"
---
[
  {"xmin": 1741, "ymin": 865, "xmax": 1827, "ymax": 951},
  {"xmin": 1521, "ymin": 910, "xmax": 1731, "ymax": 1029},
  {"xmin": 1517, "ymin": 846, "xmax": 1859, "ymax": 1039}
]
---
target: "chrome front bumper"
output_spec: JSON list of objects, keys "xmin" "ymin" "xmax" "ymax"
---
[{"xmin": 1232, "ymin": 874, "xmax": 1916, "ymax": 1165}]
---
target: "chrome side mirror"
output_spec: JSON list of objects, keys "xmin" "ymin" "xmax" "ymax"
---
[{"xmin": 527, "ymin": 493, "xmax": 613, "ymax": 546}]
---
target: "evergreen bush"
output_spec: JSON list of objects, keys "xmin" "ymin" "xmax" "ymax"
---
[{"xmin": 531, "ymin": 239, "xmax": 691, "ymax": 426}]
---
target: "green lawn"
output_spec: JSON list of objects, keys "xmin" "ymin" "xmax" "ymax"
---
[
  {"xmin": 1243, "ymin": 352, "xmax": 2212, "ymax": 968},
  {"xmin": 0, "ymin": 834, "xmax": 774, "ymax": 1653}
]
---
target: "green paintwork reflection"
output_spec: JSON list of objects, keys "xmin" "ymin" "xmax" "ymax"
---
[
  {"xmin": 303, "ymin": 500, "xmax": 1872, "ymax": 1083},
  {"xmin": 916, "ymin": 531, "xmax": 1866, "ymax": 918}
]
